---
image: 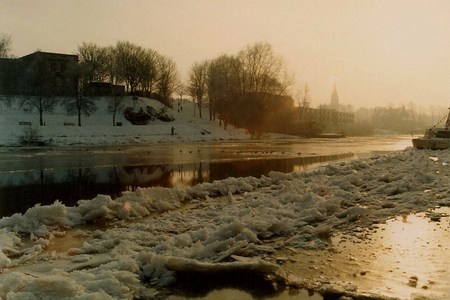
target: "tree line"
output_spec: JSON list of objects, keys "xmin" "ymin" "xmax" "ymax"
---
[
  {"xmin": 72, "ymin": 41, "xmax": 181, "ymax": 126},
  {"xmin": 77, "ymin": 41, "xmax": 180, "ymax": 102},
  {"xmin": 2, "ymin": 35, "xmax": 294, "ymax": 136},
  {"xmin": 0, "ymin": 37, "xmax": 182, "ymax": 127},
  {"xmin": 77, "ymin": 40, "xmax": 293, "ymax": 136},
  {"xmin": 186, "ymin": 42, "xmax": 293, "ymax": 137}
]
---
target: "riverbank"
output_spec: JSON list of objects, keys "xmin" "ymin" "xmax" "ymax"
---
[
  {"xmin": 0, "ymin": 96, "xmax": 284, "ymax": 147},
  {"xmin": 0, "ymin": 147, "xmax": 448, "ymax": 299}
]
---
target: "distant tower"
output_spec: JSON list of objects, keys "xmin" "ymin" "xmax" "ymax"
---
[
  {"xmin": 330, "ymin": 83, "xmax": 339, "ymax": 110},
  {"xmin": 302, "ymin": 83, "xmax": 311, "ymax": 108}
]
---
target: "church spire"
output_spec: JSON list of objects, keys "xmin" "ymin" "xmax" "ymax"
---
[{"xmin": 330, "ymin": 83, "xmax": 339, "ymax": 110}]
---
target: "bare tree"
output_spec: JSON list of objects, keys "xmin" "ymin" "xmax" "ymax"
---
[
  {"xmin": 64, "ymin": 64, "xmax": 97, "ymax": 126},
  {"xmin": 138, "ymin": 49, "xmax": 160, "ymax": 96},
  {"xmin": 0, "ymin": 95, "xmax": 13, "ymax": 114},
  {"xmin": 188, "ymin": 61, "xmax": 208, "ymax": 119},
  {"xmin": 65, "ymin": 94, "xmax": 97, "ymax": 126},
  {"xmin": 115, "ymin": 41, "xmax": 145, "ymax": 95},
  {"xmin": 107, "ymin": 94, "xmax": 125, "ymax": 126},
  {"xmin": 104, "ymin": 46, "xmax": 121, "ymax": 85},
  {"xmin": 20, "ymin": 53, "xmax": 58, "ymax": 126},
  {"xmin": 157, "ymin": 56, "xmax": 180, "ymax": 104},
  {"xmin": 0, "ymin": 34, "xmax": 11, "ymax": 58},
  {"xmin": 176, "ymin": 82, "xmax": 186, "ymax": 101},
  {"xmin": 237, "ymin": 42, "xmax": 291, "ymax": 95},
  {"xmin": 0, "ymin": 34, "xmax": 13, "ymax": 104},
  {"xmin": 207, "ymin": 54, "xmax": 240, "ymax": 126},
  {"xmin": 62, "ymin": 48, "xmax": 103, "ymax": 127},
  {"xmin": 104, "ymin": 46, "xmax": 126, "ymax": 126},
  {"xmin": 77, "ymin": 42, "xmax": 109, "ymax": 83},
  {"xmin": 205, "ymin": 43, "xmax": 292, "ymax": 136}
]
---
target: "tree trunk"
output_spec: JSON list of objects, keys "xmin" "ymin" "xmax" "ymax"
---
[
  {"xmin": 197, "ymin": 99, "xmax": 202, "ymax": 119},
  {"xmin": 39, "ymin": 108, "xmax": 44, "ymax": 126},
  {"xmin": 38, "ymin": 96, "xmax": 44, "ymax": 126},
  {"xmin": 77, "ymin": 102, "xmax": 82, "ymax": 126}
]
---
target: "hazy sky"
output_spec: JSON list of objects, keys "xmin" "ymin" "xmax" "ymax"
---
[{"xmin": 1, "ymin": 0, "xmax": 450, "ymax": 109}]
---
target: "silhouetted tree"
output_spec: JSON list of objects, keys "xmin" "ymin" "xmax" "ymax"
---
[
  {"xmin": 207, "ymin": 54, "xmax": 240, "ymax": 126},
  {"xmin": 107, "ymin": 93, "xmax": 125, "ymax": 126},
  {"xmin": 63, "ymin": 62, "xmax": 98, "ymax": 126},
  {"xmin": 104, "ymin": 46, "xmax": 121, "ymax": 85},
  {"xmin": 0, "ymin": 34, "xmax": 11, "ymax": 58},
  {"xmin": 176, "ymin": 82, "xmax": 187, "ymax": 101},
  {"xmin": 19, "ymin": 53, "xmax": 59, "ymax": 126},
  {"xmin": 77, "ymin": 42, "xmax": 109, "ymax": 83},
  {"xmin": 65, "ymin": 95, "xmax": 97, "ymax": 126},
  {"xmin": 115, "ymin": 41, "xmax": 145, "ymax": 95},
  {"xmin": 64, "ymin": 50, "xmax": 99, "ymax": 126},
  {"xmin": 205, "ymin": 43, "xmax": 292, "ymax": 136},
  {"xmin": 157, "ymin": 56, "xmax": 180, "ymax": 104},
  {"xmin": 104, "ymin": 46, "xmax": 126, "ymax": 126},
  {"xmin": 188, "ymin": 61, "xmax": 208, "ymax": 119},
  {"xmin": 237, "ymin": 42, "xmax": 291, "ymax": 95},
  {"xmin": 138, "ymin": 49, "xmax": 160, "ymax": 95}
]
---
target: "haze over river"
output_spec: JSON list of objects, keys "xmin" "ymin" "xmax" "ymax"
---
[{"xmin": 0, "ymin": 136, "xmax": 411, "ymax": 217}]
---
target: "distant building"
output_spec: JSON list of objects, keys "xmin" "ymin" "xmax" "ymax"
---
[
  {"xmin": 299, "ymin": 106, "xmax": 354, "ymax": 126},
  {"xmin": 84, "ymin": 82, "xmax": 125, "ymax": 97},
  {"xmin": 330, "ymin": 83, "xmax": 339, "ymax": 110},
  {"xmin": 319, "ymin": 83, "xmax": 353, "ymax": 113},
  {"xmin": 0, "ymin": 58, "xmax": 20, "ymax": 95},
  {"xmin": 0, "ymin": 51, "xmax": 78, "ymax": 96}
]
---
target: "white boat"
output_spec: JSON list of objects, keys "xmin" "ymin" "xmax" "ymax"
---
[{"xmin": 412, "ymin": 108, "xmax": 450, "ymax": 150}]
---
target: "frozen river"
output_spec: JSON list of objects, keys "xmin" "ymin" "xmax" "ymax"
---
[
  {"xmin": 1, "ymin": 135, "xmax": 448, "ymax": 300},
  {"xmin": 0, "ymin": 136, "xmax": 411, "ymax": 217}
]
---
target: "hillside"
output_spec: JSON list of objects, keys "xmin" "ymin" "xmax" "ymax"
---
[{"xmin": 0, "ymin": 96, "xmax": 254, "ymax": 147}]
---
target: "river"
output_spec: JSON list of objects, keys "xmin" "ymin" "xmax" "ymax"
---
[
  {"xmin": 2, "ymin": 135, "xmax": 449, "ymax": 300},
  {"xmin": 0, "ymin": 136, "xmax": 411, "ymax": 217}
]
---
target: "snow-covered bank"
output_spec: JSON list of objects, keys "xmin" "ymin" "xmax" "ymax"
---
[
  {"xmin": 0, "ymin": 96, "xmax": 262, "ymax": 147},
  {"xmin": 0, "ymin": 148, "xmax": 449, "ymax": 299}
]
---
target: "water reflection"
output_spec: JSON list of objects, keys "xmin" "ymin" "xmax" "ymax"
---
[
  {"xmin": 166, "ymin": 268, "xmax": 321, "ymax": 300},
  {"xmin": 369, "ymin": 208, "xmax": 450, "ymax": 299},
  {"xmin": 0, "ymin": 153, "xmax": 353, "ymax": 217},
  {"xmin": 280, "ymin": 207, "xmax": 449, "ymax": 300}
]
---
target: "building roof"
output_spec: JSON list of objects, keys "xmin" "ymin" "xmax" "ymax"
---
[{"xmin": 19, "ymin": 51, "xmax": 78, "ymax": 61}]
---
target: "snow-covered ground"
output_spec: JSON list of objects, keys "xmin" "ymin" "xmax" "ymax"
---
[
  {"xmin": 0, "ymin": 146, "xmax": 449, "ymax": 299},
  {"xmin": 0, "ymin": 96, "xmax": 262, "ymax": 147}
]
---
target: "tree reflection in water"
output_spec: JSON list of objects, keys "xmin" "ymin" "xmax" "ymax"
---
[{"xmin": 0, "ymin": 153, "xmax": 353, "ymax": 217}]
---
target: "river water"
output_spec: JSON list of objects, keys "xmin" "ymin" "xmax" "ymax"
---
[
  {"xmin": 2, "ymin": 135, "xmax": 449, "ymax": 300},
  {"xmin": 0, "ymin": 136, "xmax": 411, "ymax": 217}
]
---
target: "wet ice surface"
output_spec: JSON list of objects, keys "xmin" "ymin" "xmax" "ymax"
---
[
  {"xmin": 0, "ymin": 145, "xmax": 448, "ymax": 300},
  {"xmin": 166, "ymin": 209, "xmax": 450, "ymax": 300},
  {"xmin": 280, "ymin": 207, "xmax": 450, "ymax": 300}
]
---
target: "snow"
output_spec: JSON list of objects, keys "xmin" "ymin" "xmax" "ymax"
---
[
  {"xmin": 0, "ymin": 96, "xmax": 261, "ymax": 147},
  {"xmin": 0, "ymin": 144, "xmax": 449, "ymax": 299}
]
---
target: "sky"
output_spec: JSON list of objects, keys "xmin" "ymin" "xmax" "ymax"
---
[{"xmin": 1, "ymin": 0, "xmax": 450, "ymax": 109}]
